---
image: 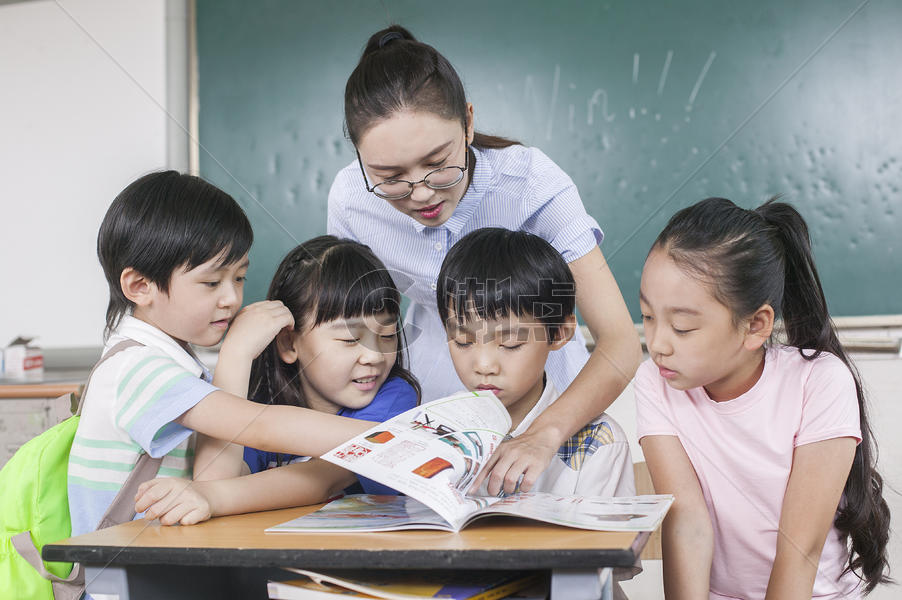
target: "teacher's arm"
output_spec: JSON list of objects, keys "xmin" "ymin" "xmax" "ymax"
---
[{"xmin": 474, "ymin": 245, "xmax": 641, "ymax": 495}]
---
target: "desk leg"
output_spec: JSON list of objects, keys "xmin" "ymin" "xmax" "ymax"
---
[
  {"xmin": 549, "ymin": 567, "xmax": 613, "ymax": 600},
  {"xmin": 84, "ymin": 565, "xmax": 131, "ymax": 600}
]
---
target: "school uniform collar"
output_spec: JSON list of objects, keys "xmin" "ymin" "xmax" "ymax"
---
[
  {"xmin": 411, "ymin": 145, "xmax": 492, "ymax": 235},
  {"xmin": 509, "ymin": 376, "xmax": 558, "ymax": 438},
  {"xmin": 109, "ymin": 315, "xmax": 212, "ymax": 381}
]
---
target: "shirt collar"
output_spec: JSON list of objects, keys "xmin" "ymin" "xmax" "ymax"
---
[
  {"xmin": 110, "ymin": 315, "xmax": 212, "ymax": 381},
  {"xmin": 510, "ymin": 377, "xmax": 558, "ymax": 437},
  {"xmin": 412, "ymin": 145, "xmax": 492, "ymax": 235}
]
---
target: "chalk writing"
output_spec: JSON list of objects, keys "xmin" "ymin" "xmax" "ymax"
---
[
  {"xmin": 657, "ymin": 50, "xmax": 673, "ymax": 96},
  {"xmin": 688, "ymin": 51, "xmax": 716, "ymax": 107},
  {"xmin": 587, "ymin": 88, "xmax": 616, "ymax": 125}
]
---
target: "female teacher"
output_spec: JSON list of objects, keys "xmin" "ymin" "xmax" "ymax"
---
[{"xmin": 327, "ymin": 25, "xmax": 641, "ymax": 495}]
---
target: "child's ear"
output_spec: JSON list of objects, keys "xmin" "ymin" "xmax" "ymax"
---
[
  {"xmin": 120, "ymin": 267, "xmax": 155, "ymax": 307},
  {"xmin": 743, "ymin": 304, "xmax": 775, "ymax": 351},
  {"xmin": 276, "ymin": 328, "xmax": 299, "ymax": 364},
  {"xmin": 550, "ymin": 314, "xmax": 577, "ymax": 350}
]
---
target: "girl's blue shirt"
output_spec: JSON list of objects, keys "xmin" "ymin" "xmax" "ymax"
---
[{"xmin": 242, "ymin": 376, "xmax": 418, "ymax": 495}]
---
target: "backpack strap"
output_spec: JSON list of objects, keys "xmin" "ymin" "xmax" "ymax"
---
[
  {"xmin": 85, "ymin": 340, "xmax": 163, "ymax": 528},
  {"xmin": 10, "ymin": 533, "xmax": 84, "ymax": 600},
  {"xmin": 77, "ymin": 339, "xmax": 164, "ymax": 529},
  {"xmin": 15, "ymin": 338, "xmax": 165, "ymax": 599},
  {"xmin": 74, "ymin": 338, "xmax": 144, "ymax": 417},
  {"xmin": 96, "ymin": 451, "xmax": 163, "ymax": 529}
]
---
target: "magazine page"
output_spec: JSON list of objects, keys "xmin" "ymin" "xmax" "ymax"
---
[
  {"xmin": 266, "ymin": 495, "xmax": 456, "ymax": 533},
  {"xmin": 271, "ymin": 568, "xmax": 538, "ymax": 600},
  {"xmin": 464, "ymin": 493, "xmax": 675, "ymax": 532},
  {"xmin": 320, "ymin": 391, "xmax": 512, "ymax": 528}
]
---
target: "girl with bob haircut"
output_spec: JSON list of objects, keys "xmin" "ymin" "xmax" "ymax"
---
[
  {"xmin": 241, "ymin": 235, "xmax": 420, "ymax": 485},
  {"xmin": 328, "ymin": 24, "xmax": 641, "ymax": 496},
  {"xmin": 636, "ymin": 197, "xmax": 890, "ymax": 598}
]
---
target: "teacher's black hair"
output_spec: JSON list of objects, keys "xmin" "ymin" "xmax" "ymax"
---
[
  {"xmin": 436, "ymin": 228, "xmax": 575, "ymax": 343},
  {"xmin": 249, "ymin": 236, "xmax": 420, "ymax": 419},
  {"xmin": 344, "ymin": 24, "xmax": 519, "ymax": 149},
  {"xmin": 97, "ymin": 170, "xmax": 252, "ymax": 338},
  {"xmin": 654, "ymin": 197, "xmax": 891, "ymax": 593}
]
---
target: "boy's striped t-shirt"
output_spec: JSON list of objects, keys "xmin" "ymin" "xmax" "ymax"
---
[{"xmin": 67, "ymin": 316, "xmax": 218, "ymax": 537}]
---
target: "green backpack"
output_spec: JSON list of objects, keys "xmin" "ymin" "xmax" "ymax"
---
[
  {"xmin": 0, "ymin": 340, "xmax": 160, "ymax": 600},
  {"xmin": 0, "ymin": 415, "xmax": 81, "ymax": 600}
]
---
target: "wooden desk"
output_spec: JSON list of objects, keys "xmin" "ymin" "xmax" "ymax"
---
[{"xmin": 44, "ymin": 504, "xmax": 647, "ymax": 600}]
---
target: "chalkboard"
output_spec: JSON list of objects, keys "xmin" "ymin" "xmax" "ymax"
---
[{"xmin": 197, "ymin": 0, "xmax": 902, "ymax": 318}]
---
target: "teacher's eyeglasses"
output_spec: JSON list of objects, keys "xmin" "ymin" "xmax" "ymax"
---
[{"xmin": 357, "ymin": 144, "xmax": 469, "ymax": 201}]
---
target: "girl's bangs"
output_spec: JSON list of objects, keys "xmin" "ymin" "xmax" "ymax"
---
[{"xmin": 311, "ymin": 252, "xmax": 401, "ymax": 326}]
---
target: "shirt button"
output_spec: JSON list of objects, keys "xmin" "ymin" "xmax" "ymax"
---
[
  {"xmin": 434, "ymin": 242, "xmax": 442, "ymax": 250},
  {"xmin": 430, "ymin": 283, "xmax": 437, "ymax": 290}
]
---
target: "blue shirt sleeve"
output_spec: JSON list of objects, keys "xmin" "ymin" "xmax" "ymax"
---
[
  {"xmin": 242, "ymin": 447, "xmax": 270, "ymax": 474},
  {"xmin": 339, "ymin": 377, "xmax": 418, "ymax": 495},
  {"xmin": 118, "ymin": 362, "xmax": 218, "ymax": 458},
  {"xmin": 520, "ymin": 147, "xmax": 603, "ymax": 263}
]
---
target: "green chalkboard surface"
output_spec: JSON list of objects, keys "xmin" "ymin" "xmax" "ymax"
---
[{"xmin": 197, "ymin": 0, "xmax": 902, "ymax": 318}]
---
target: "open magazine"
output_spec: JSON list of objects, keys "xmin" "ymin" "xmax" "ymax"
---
[{"xmin": 267, "ymin": 391, "xmax": 673, "ymax": 533}]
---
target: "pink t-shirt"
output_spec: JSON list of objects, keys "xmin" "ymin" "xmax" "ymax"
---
[{"xmin": 635, "ymin": 344, "xmax": 862, "ymax": 599}]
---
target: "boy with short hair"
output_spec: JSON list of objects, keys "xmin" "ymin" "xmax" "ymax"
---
[
  {"xmin": 69, "ymin": 171, "xmax": 366, "ymax": 535},
  {"xmin": 436, "ymin": 227, "xmax": 635, "ymax": 499},
  {"xmin": 437, "ymin": 228, "xmax": 638, "ymax": 598}
]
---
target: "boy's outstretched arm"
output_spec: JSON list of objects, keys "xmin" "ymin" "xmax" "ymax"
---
[
  {"xmin": 136, "ymin": 458, "xmax": 357, "ymax": 525},
  {"xmin": 194, "ymin": 301, "xmax": 292, "ymax": 481},
  {"xmin": 177, "ymin": 391, "xmax": 373, "ymax": 457}
]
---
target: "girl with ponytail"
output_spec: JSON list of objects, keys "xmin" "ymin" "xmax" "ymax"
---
[
  {"xmin": 329, "ymin": 24, "xmax": 641, "ymax": 497},
  {"xmin": 635, "ymin": 197, "xmax": 890, "ymax": 599}
]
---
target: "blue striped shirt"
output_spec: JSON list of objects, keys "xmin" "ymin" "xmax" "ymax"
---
[
  {"xmin": 328, "ymin": 144, "xmax": 603, "ymax": 403},
  {"xmin": 68, "ymin": 316, "xmax": 218, "ymax": 536}
]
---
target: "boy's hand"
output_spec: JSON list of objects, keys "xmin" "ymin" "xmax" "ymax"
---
[
  {"xmin": 135, "ymin": 477, "xmax": 212, "ymax": 526},
  {"xmin": 469, "ymin": 429, "xmax": 558, "ymax": 496},
  {"xmin": 221, "ymin": 300, "xmax": 294, "ymax": 362}
]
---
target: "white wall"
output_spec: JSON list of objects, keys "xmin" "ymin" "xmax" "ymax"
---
[{"xmin": 0, "ymin": 0, "xmax": 169, "ymax": 347}]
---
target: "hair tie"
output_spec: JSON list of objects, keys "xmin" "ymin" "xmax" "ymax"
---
[{"xmin": 378, "ymin": 31, "xmax": 403, "ymax": 48}]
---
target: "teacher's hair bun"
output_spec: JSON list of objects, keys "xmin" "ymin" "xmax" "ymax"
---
[{"xmin": 364, "ymin": 25, "xmax": 416, "ymax": 55}]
